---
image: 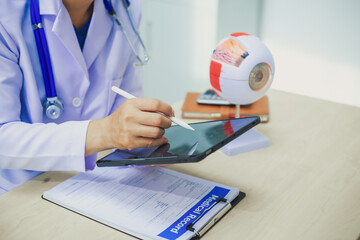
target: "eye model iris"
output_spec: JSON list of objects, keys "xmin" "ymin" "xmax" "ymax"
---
[{"xmin": 249, "ymin": 63, "xmax": 271, "ymax": 91}]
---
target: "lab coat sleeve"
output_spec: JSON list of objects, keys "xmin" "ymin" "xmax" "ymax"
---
[
  {"xmin": 0, "ymin": 121, "xmax": 90, "ymax": 171},
  {"xmin": 0, "ymin": 23, "xmax": 90, "ymax": 172},
  {"xmin": 109, "ymin": 0, "xmax": 143, "ymax": 113}
]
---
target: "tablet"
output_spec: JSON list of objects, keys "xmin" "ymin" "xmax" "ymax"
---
[{"xmin": 97, "ymin": 116, "xmax": 260, "ymax": 167}]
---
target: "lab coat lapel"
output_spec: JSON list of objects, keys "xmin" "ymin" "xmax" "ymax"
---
[
  {"xmin": 82, "ymin": 0, "xmax": 113, "ymax": 69},
  {"xmin": 51, "ymin": 4, "xmax": 89, "ymax": 79}
]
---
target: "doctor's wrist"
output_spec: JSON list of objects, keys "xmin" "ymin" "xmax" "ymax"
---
[{"xmin": 85, "ymin": 118, "xmax": 112, "ymax": 156}]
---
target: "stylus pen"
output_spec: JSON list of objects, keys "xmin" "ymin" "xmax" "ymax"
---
[{"xmin": 111, "ymin": 86, "xmax": 195, "ymax": 131}]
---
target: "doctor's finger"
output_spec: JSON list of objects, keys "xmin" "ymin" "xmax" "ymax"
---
[
  {"xmin": 137, "ymin": 111, "xmax": 172, "ymax": 129},
  {"xmin": 135, "ymin": 136, "xmax": 169, "ymax": 149},
  {"xmin": 136, "ymin": 98, "xmax": 174, "ymax": 117},
  {"xmin": 133, "ymin": 125, "xmax": 166, "ymax": 139}
]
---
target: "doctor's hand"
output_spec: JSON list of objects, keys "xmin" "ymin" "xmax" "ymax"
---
[{"xmin": 85, "ymin": 98, "xmax": 174, "ymax": 156}]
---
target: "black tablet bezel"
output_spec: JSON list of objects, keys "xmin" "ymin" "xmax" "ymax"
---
[{"xmin": 96, "ymin": 116, "xmax": 260, "ymax": 167}]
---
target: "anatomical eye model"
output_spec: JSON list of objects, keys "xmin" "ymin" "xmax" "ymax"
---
[{"xmin": 210, "ymin": 32, "xmax": 275, "ymax": 106}]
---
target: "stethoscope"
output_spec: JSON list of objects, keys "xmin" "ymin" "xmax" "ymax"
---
[{"xmin": 30, "ymin": 0, "xmax": 150, "ymax": 120}]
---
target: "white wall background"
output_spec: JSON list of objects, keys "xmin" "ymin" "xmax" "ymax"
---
[
  {"xmin": 216, "ymin": 0, "xmax": 262, "ymax": 41},
  {"xmin": 261, "ymin": 0, "xmax": 360, "ymax": 107},
  {"xmin": 140, "ymin": 0, "xmax": 218, "ymax": 104}
]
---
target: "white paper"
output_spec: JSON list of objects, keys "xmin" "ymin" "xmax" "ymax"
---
[{"xmin": 43, "ymin": 167, "xmax": 239, "ymax": 240}]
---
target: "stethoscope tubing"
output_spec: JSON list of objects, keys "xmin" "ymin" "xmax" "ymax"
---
[
  {"xmin": 123, "ymin": 4, "xmax": 147, "ymax": 54},
  {"xmin": 30, "ymin": 0, "xmax": 57, "ymax": 98},
  {"xmin": 103, "ymin": 0, "xmax": 149, "ymax": 65}
]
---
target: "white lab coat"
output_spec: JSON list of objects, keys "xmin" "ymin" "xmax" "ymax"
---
[{"xmin": 0, "ymin": 0, "xmax": 143, "ymax": 192}]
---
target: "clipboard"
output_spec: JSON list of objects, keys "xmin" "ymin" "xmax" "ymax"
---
[
  {"xmin": 42, "ymin": 190, "xmax": 245, "ymax": 240},
  {"xmin": 188, "ymin": 193, "xmax": 245, "ymax": 239},
  {"xmin": 42, "ymin": 167, "xmax": 245, "ymax": 240}
]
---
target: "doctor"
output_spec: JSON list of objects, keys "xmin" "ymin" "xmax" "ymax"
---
[{"xmin": 0, "ymin": 0, "xmax": 173, "ymax": 194}]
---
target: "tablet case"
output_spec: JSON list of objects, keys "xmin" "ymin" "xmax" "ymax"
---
[{"xmin": 96, "ymin": 117, "xmax": 261, "ymax": 167}]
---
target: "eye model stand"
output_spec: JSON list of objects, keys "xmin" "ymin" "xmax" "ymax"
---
[{"xmin": 235, "ymin": 104, "xmax": 240, "ymax": 118}]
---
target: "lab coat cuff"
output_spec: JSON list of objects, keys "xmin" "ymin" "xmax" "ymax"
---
[
  {"xmin": 85, "ymin": 154, "xmax": 97, "ymax": 171},
  {"xmin": 71, "ymin": 120, "xmax": 91, "ymax": 172}
]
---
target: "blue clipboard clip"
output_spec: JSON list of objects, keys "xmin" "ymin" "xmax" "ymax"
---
[{"xmin": 186, "ymin": 197, "xmax": 232, "ymax": 238}]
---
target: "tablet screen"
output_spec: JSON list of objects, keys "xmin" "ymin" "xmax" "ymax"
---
[{"xmin": 99, "ymin": 117, "xmax": 259, "ymax": 165}]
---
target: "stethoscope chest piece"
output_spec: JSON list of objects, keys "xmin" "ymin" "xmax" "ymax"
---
[{"xmin": 43, "ymin": 97, "xmax": 64, "ymax": 120}]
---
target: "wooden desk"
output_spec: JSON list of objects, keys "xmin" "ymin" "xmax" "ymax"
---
[{"xmin": 1, "ymin": 90, "xmax": 360, "ymax": 240}]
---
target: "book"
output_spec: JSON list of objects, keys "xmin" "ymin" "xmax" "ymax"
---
[
  {"xmin": 182, "ymin": 92, "xmax": 269, "ymax": 122},
  {"xmin": 42, "ymin": 167, "xmax": 244, "ymax": 240}
]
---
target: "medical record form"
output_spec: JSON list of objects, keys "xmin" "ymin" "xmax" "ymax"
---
[{"xmin": 42, "ymin": 167, "xmax": 242, "ymax": 240}]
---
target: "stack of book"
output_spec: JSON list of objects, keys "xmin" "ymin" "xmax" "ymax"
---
[{"xmin": 181, "ymin": 92, "xmax": 269, "ymax": 122}]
